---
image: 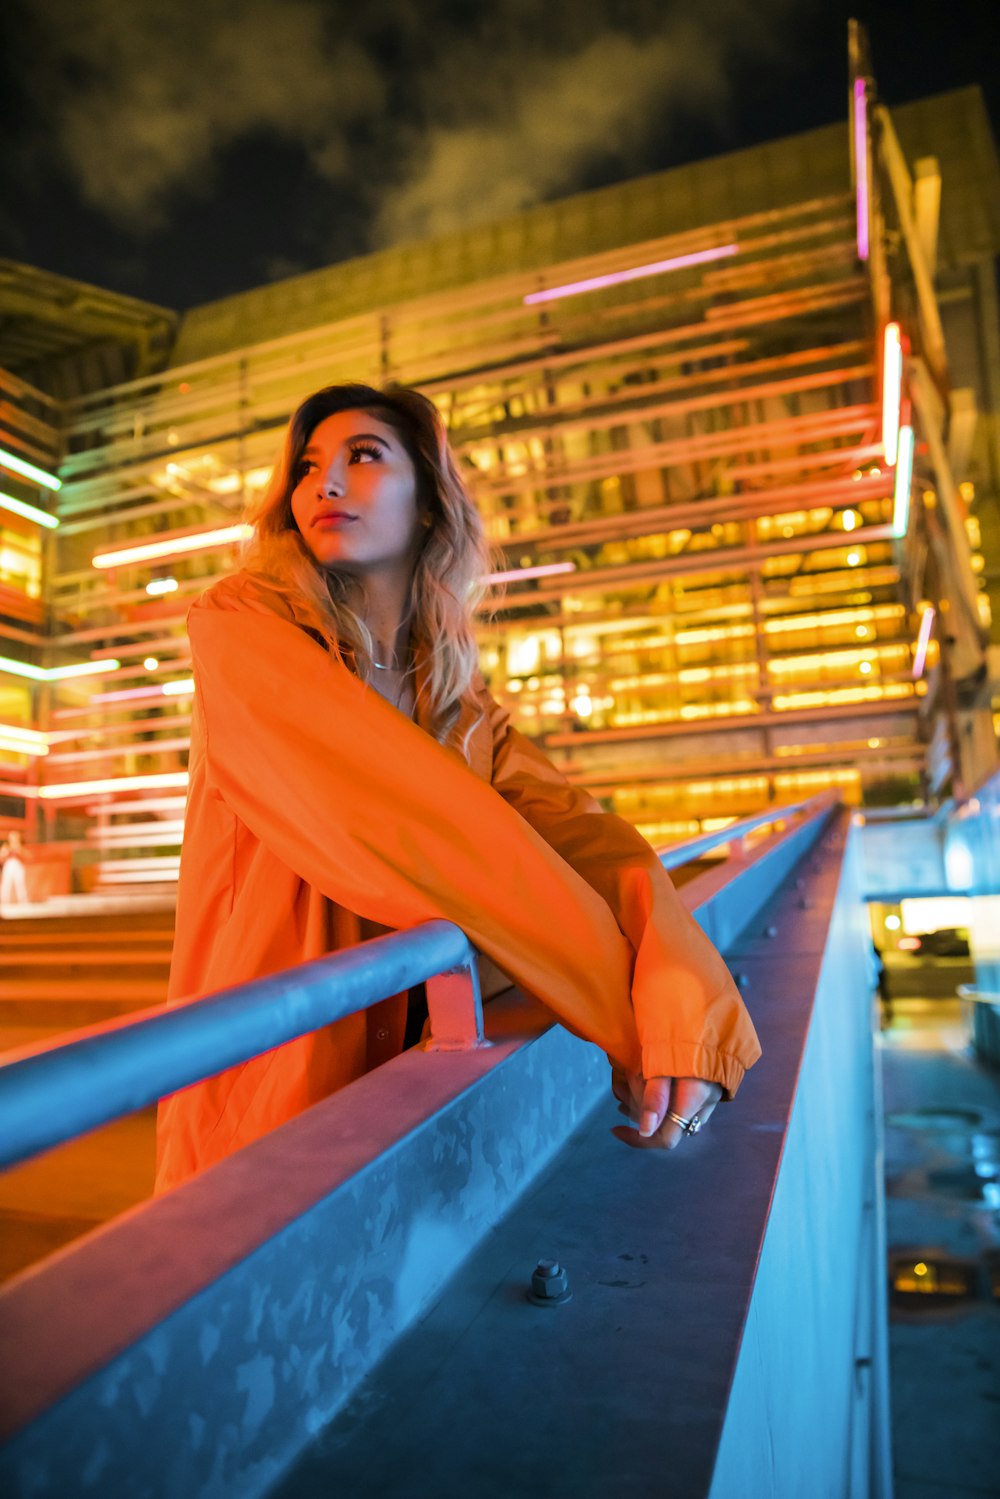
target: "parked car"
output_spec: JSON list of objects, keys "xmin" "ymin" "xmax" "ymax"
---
[{"xmin": 897, "ymin": 928, "xmax": 971, "ymax": 958}]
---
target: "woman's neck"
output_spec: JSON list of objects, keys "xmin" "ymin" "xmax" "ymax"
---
[{"xmin": 348, "ymin": 566, "xmax": 415, "ymax": 668}]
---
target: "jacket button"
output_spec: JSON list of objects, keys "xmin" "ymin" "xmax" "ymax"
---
[{"xmin": 376, "ymin": 1028, "xmax": 389, "ymax": 1042}]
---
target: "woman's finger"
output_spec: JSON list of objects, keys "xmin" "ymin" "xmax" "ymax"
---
[
  {"xmin": 612, "ymin": 1076, "xmax": 723, "ymax": 1150},
  {"xmin": 638, "ymin": 1076, "xmax": 672, "ymax": 1137},
  {"xmin": 670, "ymin": 1078, "xmax": 723, "ymax": 1130}
]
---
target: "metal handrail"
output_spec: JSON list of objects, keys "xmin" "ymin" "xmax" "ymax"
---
[
  {"xmin": 0, "ymin": 790, "xmax": 837, "ymax": 1172},
  {"xmin": 658, "ymin": 789, "xmax": 836, "ymax": 869},
  {"xmin": 957, "ymin": 986, "xmax": 1000, "ymax": 1006},
  {"xmin": 0, "ymin": 920, "xmax": 484, "ymax": 1173}
]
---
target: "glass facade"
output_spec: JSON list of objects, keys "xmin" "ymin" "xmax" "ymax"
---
[{"xmin": 1, "ymin": 88, "xmax": 997, "ymax": 893}]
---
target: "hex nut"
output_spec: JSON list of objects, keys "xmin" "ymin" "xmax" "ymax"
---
[{"xmin": 527, "ymin": 1258, "xmax": 572, "ymax": 1306}]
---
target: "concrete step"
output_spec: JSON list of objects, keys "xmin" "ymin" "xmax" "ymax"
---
[
  {"xmin": 0, "ymin": 977, "xmax": 168, "ymax": 1001},
  {"xmin": 0, "ymin": 907, "xmax": 174, "ymax": 1022},
  {"xmin": 0, "ymin": 910, "xmax": 169, "ymax": 1283},
  {"xmin": 0, "ymin": 931, "xmax": 174, "ymax": 947},
  {"xmin": 0, "ymin": 995, "xmax": 167, "ymax": 1031},
  {"xmin": 0, "ymin": 1108, "xmax": 156, "ymax": 1285},
  {"xmin": 0, "ymin": 956, "xmax": 171, "ymax": 973}
]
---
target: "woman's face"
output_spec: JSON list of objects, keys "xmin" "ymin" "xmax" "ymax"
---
[{"xmin": 290, "ymin": 409, "xmax": 424, "ymax": 576}]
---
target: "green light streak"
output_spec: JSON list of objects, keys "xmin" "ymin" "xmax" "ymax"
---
[
  {"xmin": 0, "ymin": 491, "xmax": 59, "ymax": 529},
  {"xmin": 0, "ymin": 656, "xmax": 120, "ymax": 681},
  {"xmin": 0, "ymin": 446, "xmax": 62, "ymax": 492}
]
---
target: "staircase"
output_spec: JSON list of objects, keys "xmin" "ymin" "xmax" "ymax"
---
[{"xmin": 0, "ymin": 903, "xmax": 175, "ymax": 1282}]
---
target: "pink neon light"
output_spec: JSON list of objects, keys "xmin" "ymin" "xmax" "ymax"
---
[
  {"xmin": 854, "ymin": 79, "xmax": 870, "ymax": 262},
  {"xmin": 523, "ymin": 244, "xmax": 739, "ymax": 305},
  {"xmin": 484, "ymin": 561, "xmax": 577, "ymax": 585},
  {"xmin": 91, "ymin": 684, "xmax": 173, "ymax": 704},
  {"xmin": 912, "ymin": 605, "xmax": 935, "ymax": 679}
]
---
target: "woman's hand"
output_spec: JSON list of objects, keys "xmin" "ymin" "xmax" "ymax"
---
[{"xmin": 610, "ymin": 1066, "xmax": 723, "ymax": 1150}]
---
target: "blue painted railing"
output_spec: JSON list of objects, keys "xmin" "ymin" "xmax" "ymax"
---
[
  {"xmin": 3, "ymin": 788, "xmax": 889, "ymax": 1499},
  {"xmin": 0, "ymin": 791, "xmax": 831, "ymax": 1174},
  {"xmin": 657, "ymin": 793, "xmax": 830, "ymax": 869}
]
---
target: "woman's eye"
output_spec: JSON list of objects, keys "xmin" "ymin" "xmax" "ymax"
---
[
  {"xmin": 349, "ymin": 443, "xmax": 382, "ymax": 463},
  {"xmin": 295, "ymin": 459, "xmax": 316, "ymax": 480}
]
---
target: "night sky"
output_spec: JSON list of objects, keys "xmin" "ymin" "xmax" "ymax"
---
[{"xmin": 2, "ymin": 0, "xmax": 997, "ymax": 312}]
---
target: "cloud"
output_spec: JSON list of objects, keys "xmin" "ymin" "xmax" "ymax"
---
[
  {"xmin": 371, "ymin": 22, "xmax": 729, "ymax": 245},
  {"xmin": 24, "ymin": 0, "xmax": 384, "ymax": 229},
  {"xmin": 17, "ymin": 0, "xmax": 807, "ymax": 254}
]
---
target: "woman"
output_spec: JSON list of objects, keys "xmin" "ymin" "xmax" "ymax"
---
[{"xmin": 156, "ymin": 383, "xmax": 761, "ymax": 1192}]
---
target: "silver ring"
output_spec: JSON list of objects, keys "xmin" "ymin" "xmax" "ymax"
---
[{"xmin": 666, "ymin": 1109, "xmax": 703, "ymax": 1136}]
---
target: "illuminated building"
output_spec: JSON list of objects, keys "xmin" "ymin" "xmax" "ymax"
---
[{"xmin": 1, "ymin": 78, "xmax": 997, "ymax": 894}]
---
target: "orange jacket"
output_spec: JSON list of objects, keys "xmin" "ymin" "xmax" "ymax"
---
[{"xmin": 155, "ymin": 572, "xmax": 760, "ymax": 1191}]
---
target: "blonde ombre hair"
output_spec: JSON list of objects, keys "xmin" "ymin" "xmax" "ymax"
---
[{"xmin": 241, "ymin": 383, "xmax": 495, "ymax": 750}]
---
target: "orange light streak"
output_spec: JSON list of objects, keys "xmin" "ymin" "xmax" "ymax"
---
[
  {"xmin": 0, "ymin": 724, "xmax": 49, "ymax": 755},
  {"xmin": 38, "ymin": 772, "xmax": 189, "ymax": 800},
  {"xmin": 92, "ymin": 525, "xmax": 253, "ymax": 569}
]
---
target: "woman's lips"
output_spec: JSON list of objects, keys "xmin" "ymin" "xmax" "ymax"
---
[{"xmin": 314, "ymin": 513, "xmax": 357, "ymax": 528}]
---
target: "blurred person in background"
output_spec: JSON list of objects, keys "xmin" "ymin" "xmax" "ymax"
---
[{"xmin": 0, "ymin": 830, "xmax": 29, "ymax": 906}]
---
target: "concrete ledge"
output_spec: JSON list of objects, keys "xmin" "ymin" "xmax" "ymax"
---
[
  {"xmin": 0, "ymin": 805, "xmax": 838, "ymax": 1497},
  {"xmin": 0, "ymin": 893, "xmax": 176, "ymax": 921}
]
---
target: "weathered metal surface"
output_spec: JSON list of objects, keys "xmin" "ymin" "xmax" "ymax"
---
[
  {"xmin": 0, "ymin": 800, "xmax": 872, "ymax": 1499},
  {"xmin": 262, "ymin": 819, "xmax": 889, "ymax": 1499},
  {"xmin": 0, "ymin": 1015, "xmax": 607, "ymax": 1496}
]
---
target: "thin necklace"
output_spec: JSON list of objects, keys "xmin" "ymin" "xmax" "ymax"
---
[{"xmin": 370, "ymin": 650, "xmax": 416, "ymax": 712}]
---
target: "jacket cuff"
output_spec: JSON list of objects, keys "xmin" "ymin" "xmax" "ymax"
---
[{"xmin": 640, "ymin": 1042, "xmax": 749, "ymax": 1101}]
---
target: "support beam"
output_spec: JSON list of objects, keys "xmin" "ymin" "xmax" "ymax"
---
[
  {"xmin": 875, "ymin": 107, "xmax": 949, "ymax": 387},
  {"xmin": 913, "ymin": 157, "xmax": 941, "ymax": 279}
]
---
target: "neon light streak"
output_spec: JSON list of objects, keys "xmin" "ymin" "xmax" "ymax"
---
[
  {"xmin": 882, "ymin": 322, "xmax": 903, "ymax": 466},
  {"xmin": 0, "ymin": 723, "xmax": 48, "ymax": 757},
  {"xmin": 51, "ymin": 659, "xmax": 121, "ymax": 680},
  {"xmin": 92, "ymin": 524, "xmax": 253, "ymax": 569},
  {"xmin": 892, "ymin": 425, "xmax": 915, "ymax": 538},
  {"xmin": 0, "ymin": 740, "xmax": 46, "ymax": 761},
  {"xmin": 0, "ymin": 723, "xmax": 47, "ymax": 747},
  {"xmin": 0, "ymin": 655, "xmax": 119, "ymax": 682},
  {"xmin": 0, "ymin": 446, "xmax": 61, "ymax": 491},
  {"xmin": 91, "ymin": 678, "xmax": 193, "ymax": 704},
  {"xmin": 854, "ymin": 78, "xmax": 870, "ymax": 262},
  {"xmin": 92, "ymin": 684, "xmax": 169, "ymax": 704},
  {"xmin": 0, "ymin": 491, "xmax": 59, "ymax": 529},
  {"xmin": 523, "ymin": 244, "xmax": 739, "ymax": 305},
  {"xmin": 38, "ymin": 771, "xmax": 189, "ymax": 800},
  {"xmin": 483, "ymin": 561, "xmax": 577, "ymax": 586},
  {"xmin": 146, "ymin": 577, "xmax": 179, "ymax": 595},
  {"xmin": 912, "ymin": 605, "xmax": 935, "ymax": 678}
]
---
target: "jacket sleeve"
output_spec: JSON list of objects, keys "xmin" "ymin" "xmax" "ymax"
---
[
  {"xmin": 185, "ymin": 584, "xmax": 644, "ymax": 1071},
  {"xmin": 483, "ymin": 692, "xmax": 761, "ymax": 1098}
]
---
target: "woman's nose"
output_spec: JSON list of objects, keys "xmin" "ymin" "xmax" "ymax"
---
[{"xmin": 319, "ymin": 468, "xmax": 345, "ymax": 497}]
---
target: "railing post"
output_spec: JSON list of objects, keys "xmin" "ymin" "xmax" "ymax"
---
[{"xmin": 424, "ymin": 957, "xmax": 491, "ymax": 1051}]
